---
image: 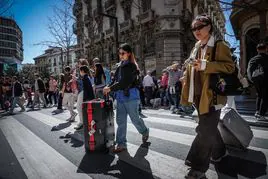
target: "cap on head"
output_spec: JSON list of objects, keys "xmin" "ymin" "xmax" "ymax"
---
[{"xmin": 93, "ymin": 57, "xmax": 100, "ymax": 64}]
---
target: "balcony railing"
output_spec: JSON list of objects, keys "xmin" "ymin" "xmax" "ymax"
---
[
  {"xmin": 105, "ymin": 0, "xmax": 116, "ymax": 10},
  {"xmin": 119, "ymin": 19, "xmax": 133, "ymax": 32},
  {"xmin": 94, "ymin": 32, "xmax": 104, "ymax": 43},
  {"xmin": 137, "ymin": 9, "xmax": 155, "ymax": 24}
]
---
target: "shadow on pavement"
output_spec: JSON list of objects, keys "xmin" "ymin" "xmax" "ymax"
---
[
  {"xmin": 51, "ymin": 122, "xmax": 71, "ymax": 131},
  {"xmin": 215, "ymin": 149, "xmax": 267, "ymax": 178},
  {"xmin": 59, "ymin": 132, "xmax": 84, "ymax": 148},
  {"xmin": 77, "ymin": 142, "xmax": 156, "ymax": 179}
]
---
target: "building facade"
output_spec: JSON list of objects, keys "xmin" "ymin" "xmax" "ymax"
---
[
  {"xmin": 0, "ymin": 16, "xmax": 23, "ymax": 75},
  {"xmin": 34, "ymin": 47, "xmax": 77, "ymax": 77},
  {"xmin": 230, "ymin": 0, "xmax": 268, "ymax": 75},
  {"xmin": 73, "ymin": 0, "xmax": 226, "ymax": 75}
]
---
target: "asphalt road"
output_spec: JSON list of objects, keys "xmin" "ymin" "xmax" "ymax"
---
[{"xmin": 0, "ymin": 107, "xmax": 267, "ymax": 179}]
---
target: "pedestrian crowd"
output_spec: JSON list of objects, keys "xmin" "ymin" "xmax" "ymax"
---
[{"xmin": 0, "ymin": 13, "xmax": 267, "ymax": 179}]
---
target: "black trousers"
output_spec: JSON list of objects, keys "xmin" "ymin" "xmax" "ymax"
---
[
  {"xmin": 144, "ymin": 87, "xmax": 153, "ymax": 106},
  {"xmin": 254, "ymin": 82, "xmax": 268, "ymax": 116},
  {"xmin": 48, "ymin": 91, "xmax": 57, "ymax": 105},
  {"xmin": 57, "ymin": 93, "xmax": 63, "ymax": 110},
  {"xmin": 185, "ymin": 109, "xmax": 225, "ymax": 172}
]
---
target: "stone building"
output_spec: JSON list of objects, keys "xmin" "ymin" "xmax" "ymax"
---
[
  {"xmin": 73, "ymin": 0, "xmax": 226, "ymax": 75},
  {"xmin": 0, "ymin": 16, "xmax": 23, "ymax": 75},
  {"xmin": 230, "ymin": 0, "xmax": 268, "ymax": 75},
  {"xmin": 34, "ymin": 47, "xmax": 77, "ymax": 77}
]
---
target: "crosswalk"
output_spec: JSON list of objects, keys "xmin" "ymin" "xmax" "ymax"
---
[{"xmin": 0, "ymin": 107, "xmax": 268, "ymax": 179}]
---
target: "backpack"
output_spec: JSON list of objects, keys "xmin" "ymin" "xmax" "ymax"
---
[
  {"xmin": 209, "ymin": 40, "xmax": 244, "ymax": 97},
  {"xmin": 251, "ymin": 63, "xmax": 265, "ymax": 82}
]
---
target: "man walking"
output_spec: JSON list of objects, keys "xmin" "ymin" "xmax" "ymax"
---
[
  {"xmin": 32, "ymin": 73, "xmax": 47, "ymax": 109},
  {"xmin": 9, "ymin": 76, "xmax": 25, "ymax": 114},
  {"xmin": 247, "ymin": 43, "xmax": 268, "ymax": 121},
  {"xmin": 143, "ymin": 71, "xmax": 155, "ymax": 107},
  {"xmin": 62, "ymin": 66, "xmax": 78, "ymax": 122}
]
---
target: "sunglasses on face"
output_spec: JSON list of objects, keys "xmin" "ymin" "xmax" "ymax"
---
[
  {"xmin": 191, "ymin": 24, "xmax": 209, "ymax": 32},
  {"xmin": 119, "ymin": 52, "xmax": 127, "ymax": 56}
]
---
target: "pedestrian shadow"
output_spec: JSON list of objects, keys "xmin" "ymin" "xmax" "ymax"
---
[
  {"xmin": 214, "ymin": 149, "xmax": 267, "ymax": 178},
  {"xmin": 59, "ymin": 132, "xmax": 84, "ymax": 148},
  {"xmin": 77, "ymin": 142, "xmax": 156, "ymax": 179},
  {"xmin": 51, "ymin": 122, "xmax": 71, "ymax": 131}
]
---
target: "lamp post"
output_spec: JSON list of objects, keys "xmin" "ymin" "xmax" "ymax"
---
[{"xmin": 98, "ymin": 12, "xmax": 119, "ymax": 62}]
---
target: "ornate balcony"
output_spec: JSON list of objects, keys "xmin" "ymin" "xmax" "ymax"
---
[
  {"xmin": 104, "ymin": 0, "xmax": 116, "ymax": 10},
  {"xmin": 119, "ymin": 19, "xmax": 133, "ymax": 32},
  {"xmin": 105, "ymin": 28, "xmax": 115, "ymax": 38},
  {"xmin": 137, "ymin": 9, "xmax": 155, "ymax": 24},
  {"xmin": 94, "ymin": 32, "xmax": 104, "ymax": 43}
]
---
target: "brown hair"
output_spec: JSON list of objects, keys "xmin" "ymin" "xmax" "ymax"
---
[
  {"xmin": 119, "ymin": 43, "xmax": 140, "ymax": 70},
  {"xmin": 79, "ymin": 58, "xmax": 89, "ymax": 66}
]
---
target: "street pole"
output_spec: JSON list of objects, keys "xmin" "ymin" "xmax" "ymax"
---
[{"xmin": 99, "ymin": 12, "xmax": 119, "ymax": 62}]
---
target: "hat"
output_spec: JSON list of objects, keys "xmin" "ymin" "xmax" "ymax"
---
[{"xmin": 93, "ymin": 57, "xmax": 100, "ymax": 64}]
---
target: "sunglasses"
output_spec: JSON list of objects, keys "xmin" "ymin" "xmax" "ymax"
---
[
  {"xmin": 191, "ymin": 24, "xmax": 209, "ymax": 32},
  {"xmin": 118, "ymin": 52, "xmax": 127, "ymax": 56}
]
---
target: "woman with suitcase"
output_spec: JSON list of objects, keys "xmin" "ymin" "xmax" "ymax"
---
[
  {"xmin": 180, "ymin": 14, "xmax": 235, "ymax": 179},
  {"xmin": 103, "ymin": 43, "xmax": 149, "ymax": 153}
]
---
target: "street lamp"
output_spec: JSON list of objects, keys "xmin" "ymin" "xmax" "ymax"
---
[{"xmin": 98, "ymin": 12, "xmax": 119, "ymax": 62}]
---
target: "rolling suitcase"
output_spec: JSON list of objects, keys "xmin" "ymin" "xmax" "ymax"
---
[
  {"xmin": 82, "ymin": 98, "xmax": 115, "ymax": 153},
  {"xmin": 218, "ymin": 107, "xmax": 253, "ymax": 150}
]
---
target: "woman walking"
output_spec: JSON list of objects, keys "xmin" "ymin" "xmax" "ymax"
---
[
  {"xmin": 103, "ymin": 43, "xmax": 149, "ymax": 153},
  {"xmin": 180, "ymin": 14, "xmax": 235, "ymax": 178}
]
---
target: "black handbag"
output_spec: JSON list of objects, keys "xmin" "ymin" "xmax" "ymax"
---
[{"xmin": 209, "ymin": 41, "xmax": 243, "ymax": 96}]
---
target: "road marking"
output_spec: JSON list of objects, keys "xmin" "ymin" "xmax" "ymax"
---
[
  {"xmin": 24, "ymin": 111, "xmax": 268, "ymax": 166},
  {"xmin": 0, "ymin": 117, "xmax": 92, "ymax": 179},
  {"xmin": 142, "ymin": 110, "xmax": 268, "ymax": 139}
]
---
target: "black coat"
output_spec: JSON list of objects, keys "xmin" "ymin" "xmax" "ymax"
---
[
  {"xmin": 82, "ymin": 74, "xmax": 95, "ymax": 102},
  {"xmin": 109, "ymin": 61, "xmax": 139, "ymax": 92},
  {"xmin": 13, "ymin": 81, "xmax": 23, "ymax": 97},
  {"xmin": 36, "ymin": 79, "xmax": 46, "ymax": 93},
  {"xmin": 247, "ymin": 53, "xmax": 268, "ymax": 83}
]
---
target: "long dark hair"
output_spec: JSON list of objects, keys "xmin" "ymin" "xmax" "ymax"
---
[
  {"xmin": 119, "ymin": 43, "xmax": 139, "ymax": 70},
  {"xmin": 95, "ymin": 63, "xmax": 106, "ymax": 80}
]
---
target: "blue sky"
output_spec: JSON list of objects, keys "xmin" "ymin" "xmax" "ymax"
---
[
  {"xmin": 5, "ymin": 0, "xmax": 237, "ymax": 64},
  {"xmin": 6, "ymin": 0, "xmax": 63, "ymax": 64}
]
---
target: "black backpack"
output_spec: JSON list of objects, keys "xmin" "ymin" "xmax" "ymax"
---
[{"xmin": 209, "ymin": 40, "xmax": 244, "ymax": 96}]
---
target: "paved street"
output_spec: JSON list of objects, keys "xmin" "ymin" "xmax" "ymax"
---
[{"xmin": 0, "ymin": 107, "xmax": 268, "ymax": 179}]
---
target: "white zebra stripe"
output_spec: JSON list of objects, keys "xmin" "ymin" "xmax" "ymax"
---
[{"xmin": 0, "ymin": 117, "xmax": 92, "ymax": 179}]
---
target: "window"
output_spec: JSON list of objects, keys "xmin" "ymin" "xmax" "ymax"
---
[
  {"xmin": 141, "ymin": 0, "xmax": 151, "ymax": 13},
  {"xmin": 123, "ymin": 5, "xmax": 131, "ymax": 21},
  {"xmin": 107, "ymin": 9, "xmax": 115, "ymax": 27}
]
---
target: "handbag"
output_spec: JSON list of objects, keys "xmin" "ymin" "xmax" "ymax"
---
[{"xmin": 209, "ymin": 41, "xmax": 244, "ymax": 96}]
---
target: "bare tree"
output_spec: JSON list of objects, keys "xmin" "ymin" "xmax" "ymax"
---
[
  {"xmin": 35, "ymin": 0, "xmax": 76, "ymax": 68},
  {"xmin": 0, "ymin": 0, "xmax": 14, "ymax": 16}
]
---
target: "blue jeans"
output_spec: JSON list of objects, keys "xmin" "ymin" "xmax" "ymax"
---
[{"xmin": 116, "ymin": 99, "xmax": 149, "ymax": 148}]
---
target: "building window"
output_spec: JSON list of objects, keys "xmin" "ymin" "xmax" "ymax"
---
[
  {"xmin": 124, "ymin": 5, "xmax": 131, "ymax": 20},
  {"xmin": 141, "ymin": 0, "xmax": 151, "ymax": 13}
]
